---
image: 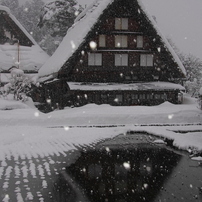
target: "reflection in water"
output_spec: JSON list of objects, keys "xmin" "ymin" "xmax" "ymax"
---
[{"xmin": 55, "ymin": 141, "xmax": 183, "ymax": 202}]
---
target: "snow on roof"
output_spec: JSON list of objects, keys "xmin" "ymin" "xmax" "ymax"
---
[
  {"xmin": 38, "ymin": 0, "xmax": 113, "ymax": 79},
  {"xmin": 0, "ymin": 6, "xmax": 37, "ymax": 45},
  {"xmin": 0, "ymin": 6, "xmax": 49, "ymax": 72},
  {"xmin": 0, "ymin": 73, "xmax": 37, "ymax": 84},
  {"xmin": 136, "ymin": 1, "xmax": 186, "ymax": 76},
  {"xmin": 69, "ymin": 82, "xmax": 185, "ymax": 91},
  {"xmin": 0, "ymin": 44, "xmax": 49, "ymax": 71},
  {"xmin": 38, "ymin": 0, "xmax": 186, "ymax": 80}
]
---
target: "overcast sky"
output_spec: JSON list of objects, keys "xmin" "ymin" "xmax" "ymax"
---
[
  {"xmin": 18, "ymin": 0, "xmax": 202, "ymax": 60},
  {"xmin": 142, "ymin": 0, "xmax": 202, "ymax": 60}
]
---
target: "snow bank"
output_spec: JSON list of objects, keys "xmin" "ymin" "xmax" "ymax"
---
[
  {"xmin": 0, "ymin": 44, "xmax": 49, "ymax": 71},
  {"xmin": 0, "ymin": 95, "xmax": 35, "ymax": 110}
]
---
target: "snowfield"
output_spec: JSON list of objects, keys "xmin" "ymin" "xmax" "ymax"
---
[
  {"xmin": 0, "ymin": 94, "xmax": 202, "ymax": 160},
  {"xmin": 0, "ymin": 93, "xmax": 202, "ymax": 201}
]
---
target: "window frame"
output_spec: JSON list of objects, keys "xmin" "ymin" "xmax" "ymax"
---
[
  {"xmin": 99, "ymin": 35, "xmax": 106, "ymax": 47},
  {"xmin": 137, "ymin": 35, "xmax": 143, "ymax": 48},
  {"xmin": 88, "ymin": 53, "xmax": 102, "ymax": 66},
  {"xmin": 115, "ymin": 54, "xmax": 128, "ymax": 66},
  {"xmin": 115, "ymin": 35, "xmax": 128, "ymax": 48},
  {"xmin": 140, "ymin": 54, "xmax": 154, "ymax": 67},
  {"xmin": 115, "ymin": 18, "xmax": 128, "ymax": 30}
]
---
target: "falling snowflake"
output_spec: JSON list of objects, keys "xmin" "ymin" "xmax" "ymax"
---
[
  {"xmin": 34, "ymin": 112, "xmax": 39, "ymax": 117},
  {"xmin": 89, "ymin": 41, "xmax": 97, "ymax": 50},
  {"xmin": 123, "ymin": 162, "xmax": 130, "ymax": 170},
  {"xmin": 71, "ymin": 41, "xmax": 76, "ymax": 49},
  {"xmin": 168, "ymin": 114, "xmax": 174, "ymax": 119},
  {"xmin": 64, "ymin": 126, "xmax": 69, "ymax": 131},
  {"xmin": 46, "ymin": 99, "xmax": 51, "ymax": 104}
]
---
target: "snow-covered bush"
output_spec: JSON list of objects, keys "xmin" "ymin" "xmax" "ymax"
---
[
  {"xmin": 198, "ymin": 87, "xmax": 202, "ymax": 110},
  {"xmin": 2, "ymin": 67, "xmax": 34, "ymax": 102}
]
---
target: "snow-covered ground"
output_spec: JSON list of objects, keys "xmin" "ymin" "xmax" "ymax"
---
[
  {"xmin": 0, "ymin": 93, "xmax": 202, "ymax": 201},
  {"xmin": 0, "ymin": 93, "xmax": 202, "ymax": 160}
]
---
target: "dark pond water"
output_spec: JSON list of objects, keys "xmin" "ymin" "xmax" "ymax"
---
[{"xmin": 53, "ymin": 133, "xmax": 202, "ymax": 202}]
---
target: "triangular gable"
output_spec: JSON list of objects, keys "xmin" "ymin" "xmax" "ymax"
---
[
  {"xmin": 38, "ymin": 0, "xmax": 186, "ymax": 81},
  {"xmin": 0, "ymin": 6, "xmax": 49, "ymax": 72},
  {"xmin": 0, "ymin": 6, "xmax": 36, "ymax": 46}
]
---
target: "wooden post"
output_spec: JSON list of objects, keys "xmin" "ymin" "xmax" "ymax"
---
[{"xmin": 17, "ymin": 40, "xmax": 20, "ymax": 69}]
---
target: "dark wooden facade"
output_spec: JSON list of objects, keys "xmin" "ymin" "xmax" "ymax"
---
[
  {"xmin": 36, "ymin": 0, "xmax": 186, "ymax": 111},
  {"xmin": 58, "ymin": 0, "xmax": 185, "ymax": 83},
  {"xmin": 31, "ymin": 79, "xmax": 70, "ymax": 112},
  {"xmin": 68, "ymin": 89, "xmax": 183, "ymax": 107}
]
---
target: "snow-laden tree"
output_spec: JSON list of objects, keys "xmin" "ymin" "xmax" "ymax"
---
[
  {"xmin": 14, "ymin": 0, "xmax": 45, "ymax": 42},
  {"xmin": 0, "ymin": 0, "xmax": 19, "ymax": 13},
  {"xmin": 38, "ymin": 0, "xmax": 83, "ymax": 38},
  {"xmin": 198, "ymin": 87, "xmax": 202, "ymax": 110},
  {"xmin": 38, "ymin": 34, "xmax": 62, "ymax": 55},
  {"xmin": 180, "ymin": 54, "xmax": 202, "ymax": 97},
  {"xmin": 3, "ymin": 67, "xmax": 36, "ymax": 102},
  {"xmin": 36, "ymin": 0, "xmax": 83, "ymax": 54},
  {"xmin": 167, "ymin": 38, "xmax": 202, "ymax": 97}
]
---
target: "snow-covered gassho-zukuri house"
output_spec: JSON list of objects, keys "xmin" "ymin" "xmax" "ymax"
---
[
  {"xmin": 37, "ymin": 0, "xmax": 186, "ymax": 109},
  {"xmin": 0, "ymin": 6, "xmax": 49, "ymax": 85}
]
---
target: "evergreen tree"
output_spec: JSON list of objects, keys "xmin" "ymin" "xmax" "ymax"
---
[
  {"xmin": 168, "ymin": 38, "xmax": 202, "ymax": 97},
  {"xmin": 180, "ymin": 53, "xmax": 202, "ymax": 97},
  {"xmin": 38, "ymin": 0, "xmax": 83, "ymax": 38},
  {"xmin": 14, "ymin": 0, "xmax": 45, "ymax": 43}
]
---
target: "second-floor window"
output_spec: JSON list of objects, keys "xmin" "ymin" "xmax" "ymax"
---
[
  {"xmin": 99, "ymin": 35, "xmax": 106, "ymax": 47},
  {"xmin": 115, "ymin": 35, "xmax": 128, "ymax": 48},
  {"xmin": 137, "ymin": 35, "xmax": 143, "ymax": 48},
  {"xmin": 115, "ymin": 54, "xmax": 128, "ymax": 66},
  {"xmin": 88, "ymin": 53, "xmax": 102, "ymax": 66},
  {"xmin": 140, "ymin": 54, "xmax": 153, "ymax": 66},
  {"xmin": 115, "ymin": 18, "xmax": 128, "ymax": 30}
]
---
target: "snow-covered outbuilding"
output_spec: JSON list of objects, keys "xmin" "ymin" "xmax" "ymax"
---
[
  {"xmin": 0, "ymin": 6, "xmax": 49, "ymax": 85},
  {"xmin": 37, "ymin": 0, "xmax": 186, "ymax": 109}
]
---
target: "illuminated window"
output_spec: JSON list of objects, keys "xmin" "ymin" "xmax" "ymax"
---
[
  {"xmin": 115, "ymin": 18, "xmax": 128, "ymax": 30},
  {"xmin": 115, "ymin": 35, "xmax": 128, "ymax": 48},
  {"xmin": 140, "ymin": 54, "xmax": 153, "ymax": 66},
  {"xmin": 115, "ymin": 54, "xmax": 128, "ymax": 66},
  {"xmin": 88, "ymin": 53, "xmax": 102, "ymax": 66}
]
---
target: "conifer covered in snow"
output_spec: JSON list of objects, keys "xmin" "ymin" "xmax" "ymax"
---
[
  {"xmin": 38, "ymin": 0, "xmax": 83, "ymax": 38},
  {"xmin": 37, "ymin": 0, "xmax": 83, "ymax": 54},
  {"xmin": 168, "ymin": 38, "xmax": 202, "ymax": 97}
]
